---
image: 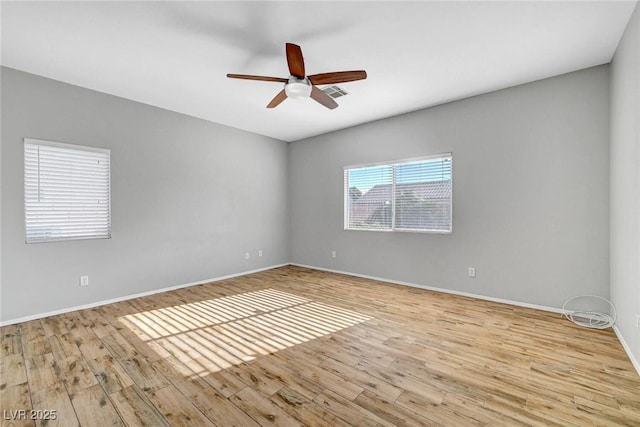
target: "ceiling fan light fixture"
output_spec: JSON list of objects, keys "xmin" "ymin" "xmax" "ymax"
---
[
  {"xmin": 285, "ymin": 77, "xmax": 312, "ymax": 99},
  {"xmin": 227, "ymin": 43, "xmax": 366, "ymax": 109}
]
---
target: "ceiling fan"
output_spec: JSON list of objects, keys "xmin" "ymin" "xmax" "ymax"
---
[{"xmin": 227, "ymin": 43, "xmax": 367, "ymax": 109}]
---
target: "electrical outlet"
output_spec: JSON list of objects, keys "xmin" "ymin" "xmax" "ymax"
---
[
  {"xmin": 245, "ymin": 252, "xmax": 250, "ymax": 260},
  {"xmin": 258, "ymin": 250, "xmax": 263, "ymax": 257},
  {"xmin": 468, "ymin": 267, "xmax": 476, "ymax": 278},
  {"xmin": 80, "ymin": 276, "xmax": 89, "ymax": 286},
  {"xmin": 635, "ymin": 314, "xmax": 640, "ymax": 330},
  {"xmin": 331, "ymin": 251, "xmax": 337, "ymax": 258}
]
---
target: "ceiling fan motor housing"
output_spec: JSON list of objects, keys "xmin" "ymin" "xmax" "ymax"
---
[{"xmin": 285, "ymin": 76, "xmax": 312, "ymax": 99}]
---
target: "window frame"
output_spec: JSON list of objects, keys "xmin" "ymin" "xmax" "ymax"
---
[
  {"xmin": 343, "ymin": 153, "xmax": 453, "ymax": 234},
  {"xmin": 24, "ymin": 138, "xmax": 112, "ymax": 244}
]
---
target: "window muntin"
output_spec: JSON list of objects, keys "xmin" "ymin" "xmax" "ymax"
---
[
  {"xmin": 344, "ymin": 154, "xmax": 452, "ymax": 233},
  {"xmin": 24, "ymin": 138, "xmax": 111, "ymax": 243}
]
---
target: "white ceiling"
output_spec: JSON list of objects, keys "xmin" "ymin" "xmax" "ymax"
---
[{"xmin": 1, "ymin": 1, "xmax": 637, "ymax": 142}]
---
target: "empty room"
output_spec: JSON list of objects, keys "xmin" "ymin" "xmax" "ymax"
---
[{"xmin": 1, "ymin": 1, "xmax": 639, "ymax": 426}]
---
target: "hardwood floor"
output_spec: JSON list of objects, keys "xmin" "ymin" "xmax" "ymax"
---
[{"xmin": 1, "ymin": 265, "xmax": 639, "ymax": 426}]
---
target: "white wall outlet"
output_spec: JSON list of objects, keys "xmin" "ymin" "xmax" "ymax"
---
[
  {"xmin": 468, "ymin": 267, "xmax": 476, "ymax": 278},
  {"xmin": 331, "ymin": 251, "xmax": 337, "ymax": 258},
  {"xmin": 635, "ymin": 314, "xmax": 640, "ymax": 330},
  {"xmin": 245, "ymin": 252, "xmax": 250, "ymax": 260},
  {"xmin": 80, "ymin": 276, "xmax": 89, "ymax": 286},
  {"xmin": 258, "ymin": 250, "xmax": 263, "ymax": 257}
]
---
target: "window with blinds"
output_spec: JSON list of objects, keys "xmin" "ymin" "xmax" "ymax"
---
[
  {"xmin": 24, "ymin": 138, "xmax": 111, "ymax": 243},
  {"xmin": 344, "ymin": 154, "xmax": 452, "ymax": 233}
]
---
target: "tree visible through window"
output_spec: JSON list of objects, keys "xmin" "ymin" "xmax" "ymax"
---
[{"xmin": 344, "ymin": 154, "xmax": 452, "ymax": 232}]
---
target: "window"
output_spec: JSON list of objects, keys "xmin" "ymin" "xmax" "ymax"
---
[
  {"xmin": 24, "ymin": 138, "xmax": 111, "ymax": 243},
  {"xmin": 344, "ymin": 154, "xmax": 452, "ymax": 233}
]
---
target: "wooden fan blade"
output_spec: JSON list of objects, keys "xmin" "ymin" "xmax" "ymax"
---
[
  {"xmin": 308, "ymin": 71, "xmax": 367, "ymax": 85},
  {"xmin": 227, "ymin": 74, "xmax": 288, "ymax": 83},
  {"xmin": 286, "ymin": 43, "xmax": 305, "ymax": 78},
  {"xmin": 267, "ymin": 89, "xmax": 288, "ymax": 108},
  {"xmin": 310, "ymin": 86, "xmax": 338, "ymax": 110}
]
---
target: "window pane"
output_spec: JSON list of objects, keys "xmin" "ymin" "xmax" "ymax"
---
[
  {"xmin": 344, "ymin": 154, "xmax": 452, "ymax": 233},
  {"xmin": 24, "ymin": 139, "xmax": 111, "ymax": 243},
  {"xmin": 346, "ymin": 164, "xmax": 393, "ymax": 230},
  {"xmin": 394, "ymin": 157, "xmax": 452, "ymax": 231}
]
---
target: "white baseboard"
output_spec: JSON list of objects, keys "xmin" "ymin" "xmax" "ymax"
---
[
  {"xmin": 291, "ymin": 263, "xmax": 565, "ymax": 314},
  {"xmin": 613, "ymin": 325, "xmax": 640, "ymax": 376},
  {"xmin": 0, "ymin": 263, "xmax": 289, "ymax": 327}
]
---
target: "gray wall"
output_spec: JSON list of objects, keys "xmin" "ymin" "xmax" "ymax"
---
[
  {"xmin": 290, "ymin": 65, "xmax": 610, "ymax": 309},
  {"xmin": 0, "ymin": 62, "xmax": 618, "ymax": 325},
  {"xmin": 611, "ymin": 3, "xmax": 640, "ymax": 369},
  {"xmin": 1, "ymin": 67, "xmax": 290, "ymax": 323}
]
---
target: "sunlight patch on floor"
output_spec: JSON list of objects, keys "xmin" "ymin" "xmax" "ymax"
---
[{"xmin": 118, "ymin": 288, "xmax": 371, "ymax": 376}]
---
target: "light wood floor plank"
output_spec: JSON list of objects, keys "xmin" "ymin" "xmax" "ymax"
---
[
  {"xmin": 313, "ymin": 388, "xmax": 393, "ymax": 427},
  {"xmin": 1, "ymin": 265, "xmax": 638, "ymax": 426},
  {"xmin": 230, "ymin": 386, "xmax": 302, "ymax": 427},
  {"xmin": 24, "ymin": 353, "xmax": 60, "ymax": 393},
  {"xmin": 1, "ymin": 330, "xmax": 22, "ymax": 358},
  {"xmin": 190, "ymin": 386, "xmax": 260, "ymax": 427},
  {"xmin": 146, "ymin": 385, "xmax": 215, "ymax": 427},
  {"xmin": 108, "ymin": 385, "xmax": 170, "ymax": 427},
  {"xmin": 271, "ymin": 386, "xmax": 352, "ymax": 427},
  {"xmin": 88, "ymin": 354, "xmax": 134, "ymax": 396},
  {"xmin": 354, "ymin": 389, "xmax": 441, "ymax": 427},
  {"xmin": 0, "ymin": 383, "xmax": 34, "ymax": 427},
  {"xmin": 58, "ymin": 355, "xmax": 99, "ymax": 395},
  {"xmin": 31, "ymin": 384, "xmax": 78, "ymax": 427},
  {"xmin": 198, "ymin": 368, "xmax": 248, "ymax": 398},
  {"xmin": 251, "ymin": 355, "xmax": 325, "ymax": 401},
  {"xmin": 1, "ymin": 354, "xmax": 28, "ymax": 389},
  {"xmin": 70, "ymin": 384, "xmax": 123, "ymax": 427}
]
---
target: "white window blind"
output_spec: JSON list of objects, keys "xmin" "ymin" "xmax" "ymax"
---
[
  {"xmin": 24, "ymin": 138, "xmax": 111, "ymax": 243},
  {"xmin": 344, "ymin": 154, "xmax": 452, "ymax": 233}
]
